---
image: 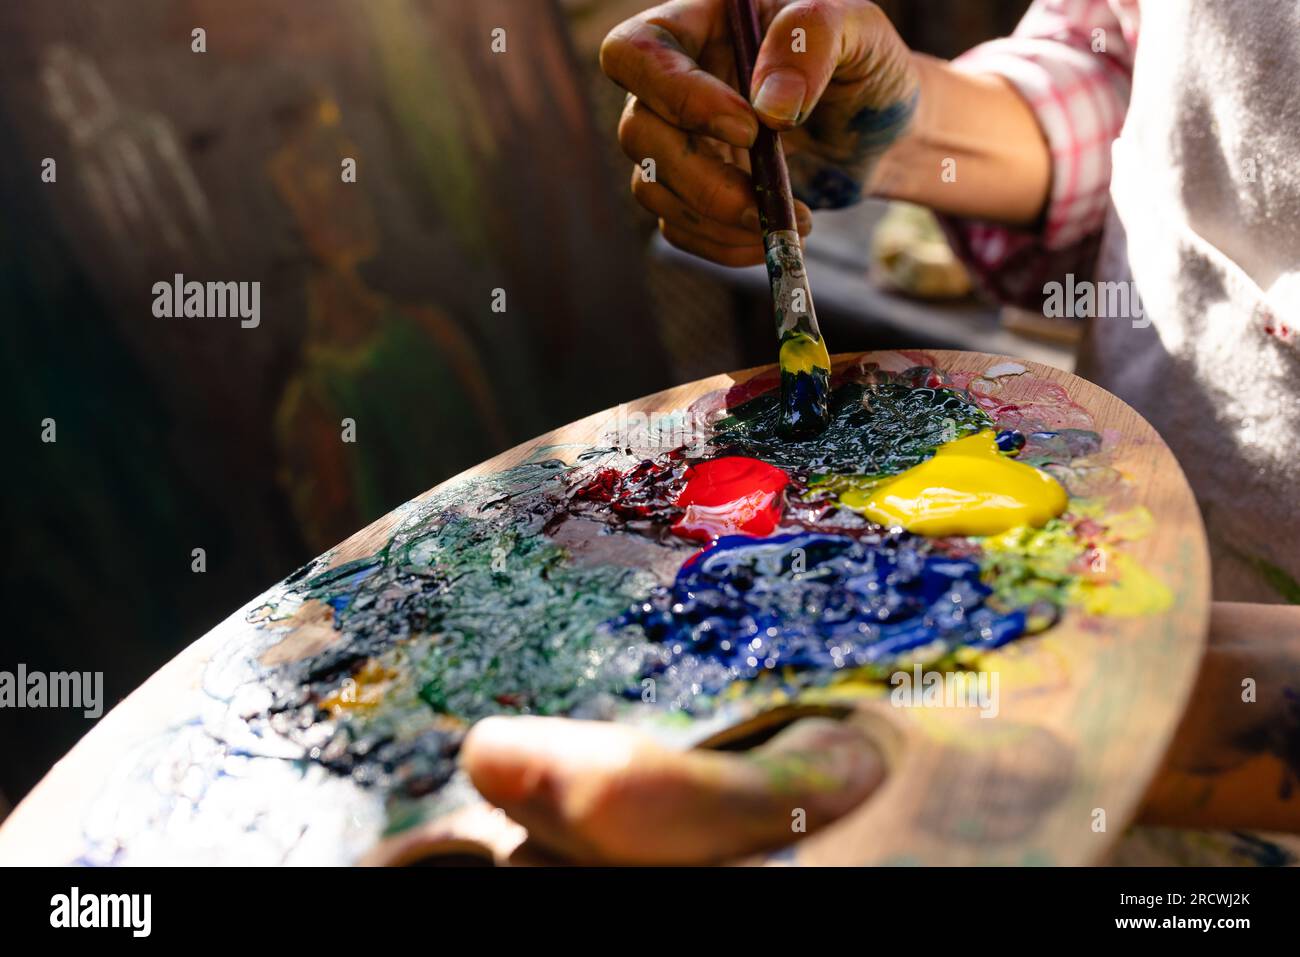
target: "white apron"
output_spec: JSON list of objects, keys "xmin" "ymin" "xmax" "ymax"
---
[{"xmin": 1078, "ymin": 0, "xmax": 1300, "ymax": 603}]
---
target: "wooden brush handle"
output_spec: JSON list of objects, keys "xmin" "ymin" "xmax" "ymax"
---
[{"xmin": 726, "ymin": 0, "xmax": 800, "ymax": 235}]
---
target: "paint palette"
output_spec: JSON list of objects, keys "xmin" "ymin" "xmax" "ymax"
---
[{"xmin": 0, "ymin": 351, "xmax": 1209, "ymax": 866}]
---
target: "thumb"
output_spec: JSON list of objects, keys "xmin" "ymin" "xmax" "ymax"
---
[
  {"xmin": 460, "ymin": 714, "xmax": 885, "ymax": 864},
  {"xmin": 750, "ymin": 2, "xmax": 845, "ymax": 128}
]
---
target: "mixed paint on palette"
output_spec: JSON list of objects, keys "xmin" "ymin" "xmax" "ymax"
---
[{"xmin": 76, "ymin": 353, "xmax": 1174, "ymax": 864}]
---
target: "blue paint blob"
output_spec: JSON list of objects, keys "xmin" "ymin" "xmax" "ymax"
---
[
  {"xmin": 995, "ymin": 429, "xmax": 1026, "ymax": 454},
  {"xmin": 609, "ymin": 532, "xmax": 1026, "ymax": 700}
]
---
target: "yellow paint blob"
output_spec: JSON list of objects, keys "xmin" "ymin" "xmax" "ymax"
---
[
  {"xmin": 779, "ymin": 333, "xmax": 831, "ymax": 376},
  {"xmin": 846, "ymin": 430, "xmax": 1068, "ymax": 536}
]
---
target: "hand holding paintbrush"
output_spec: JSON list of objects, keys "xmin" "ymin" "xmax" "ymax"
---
[{"xmin": 602, "ymin": 0, "xmax": 924, "ymax": 433}]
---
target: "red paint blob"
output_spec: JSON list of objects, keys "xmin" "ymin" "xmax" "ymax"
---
[{"xmin": 671, "ymin": 456, "xmax": 790, "ymax": 543}]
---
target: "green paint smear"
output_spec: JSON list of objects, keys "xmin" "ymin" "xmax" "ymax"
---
[
  {"xmin": 400, "ymin": 510, "xmax": 649, "ymax": 719},
  {"xmin": 263, "ymin": 460, "xmax": 657, "ymax": 801},
  {"xmin": 306, "ymin": 463, "xmax": 655, "ymax": 724},
  {"xmin": 712, "ymin": 381, "xmax": 991, "ymax": 474},
  {"xmin": 979, "ymin": 519, "xmax": 1084, "ymax": 609}
]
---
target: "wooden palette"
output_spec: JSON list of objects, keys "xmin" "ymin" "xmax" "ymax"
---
[{"xmin": 0, "ymin": 351, "xmax": 1210, "ymax": 866}]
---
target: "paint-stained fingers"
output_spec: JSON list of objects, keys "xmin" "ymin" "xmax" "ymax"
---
[
  {"xmin": 619, "ymin": 97, "xmax": 761, "ymax": 228},
  {"xmin": 621, "ymin": 98, "xmax": 815, "ymax": 239},
  {"xmin": 634, "ymin": 174, "xmax": 764, "ymax": 244},
  {"xmin": 461, "ymin": 715, "xmax": 885, "ymax": 865},
  {"xmin": 660, "ymin": 218, "xmax": 768, "ymax": 267},
  {"xmin": 633, "ymin": 171, "xmax": 812, "ymax": 249},
  {"xmin": 601, "ymin": 3, "xmax": 758, "ymax": 148}
]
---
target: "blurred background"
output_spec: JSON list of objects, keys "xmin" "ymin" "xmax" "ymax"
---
[{"xmin": 0, "ymin": 0, "xmax": 1046, "ymax": 814}]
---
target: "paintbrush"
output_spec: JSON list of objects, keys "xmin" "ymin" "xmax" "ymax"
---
[{"xmin": 726, "ymin": 0, "xmax": 832, "ymax": 438}]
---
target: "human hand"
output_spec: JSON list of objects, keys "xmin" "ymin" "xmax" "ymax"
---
[
  {"xmin": 601, "ymin": 0, "xmax": 919, "ymax": 266},
  {"xmin": 460, "ymin": 714, "xmax": 885, "ymax": 863}
]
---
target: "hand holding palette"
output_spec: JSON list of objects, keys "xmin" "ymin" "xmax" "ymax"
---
[{"xmin": 0, "ymin": 351, "xmax": 1209, "ymax": 867}]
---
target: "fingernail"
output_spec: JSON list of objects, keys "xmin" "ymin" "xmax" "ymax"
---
[
  {"xmin": 711, "ymin": 113, "xmax": 757, "ymax": 148},
  {"xmin": 741, "ymin": 207, "xmax": 761, "ymax": 231},
  {"xmin": 752, "ymin": 69, "xmax": 806, "ymax": 125}
]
